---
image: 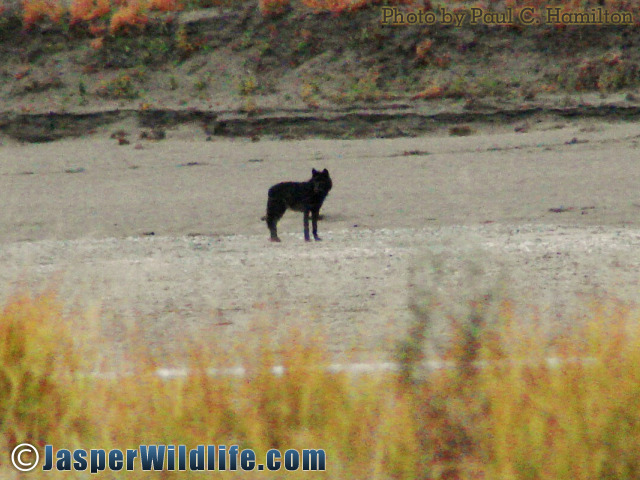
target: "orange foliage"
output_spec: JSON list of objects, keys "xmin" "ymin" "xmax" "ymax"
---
[
  {"xmin": 22, "ymin": 0, "xmax": 64, "ymax": 29},
  {"xmin": 70, "ymin": 0, "xmax": 92, "ymax": 20},
  {"xmin": 433, "ymin": 53, "xmax": 452, "ymax": 68},
  {"xmin": 14, "ymin": 67, "xmax": 30, "ymax": 80},
  {"xmin": 148, "ymin": 0, "xmax": 183, "ymax": 11},
  {"xmin": 411, "ymin": 85, "xmax": 444, "ymax": 100},
  {"xmin": 415, "ymin": 38, "xmax": 433, "ymax": 61},
  {"xmin": 301, "ymin": 0, "xmax": 361, "ymax": 14},
  {"xmin": 259, "ymin": 0, "xmax": 290, "ymax": 15},
  {"xmin": 88, "ymin": 23, "xmax": 107, "ymax": 35},
  {"xmin": 70, "ymin": 0, "xmax": 112, "ymax": 23},
  {"xmin": 110, "ymin": 1, "xmax": 149, "ymax": 33},
  {"xmin": 603, "ymin": 52, "xmax": 621, "ymax": 67},
  {"xmin": 90, "ymin": 36, "xmax": 104, "ymax": 49},
  {"xmin": 302, "ymin": 0, "xmax": 413, "ymax": 13}
]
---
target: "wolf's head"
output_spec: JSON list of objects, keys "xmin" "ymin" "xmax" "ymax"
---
[{"xmin": 311, "ymin": 168, "xmax": 332, "ymax": 195}]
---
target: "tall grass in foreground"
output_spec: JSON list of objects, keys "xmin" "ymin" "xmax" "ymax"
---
[{"xmin": 2, "ymin": 291, "xmax": 640, "ymax": 478}]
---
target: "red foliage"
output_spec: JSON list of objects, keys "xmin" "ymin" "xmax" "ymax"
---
[
  {"xmin": 148, "ymin": 0, "xmax": 183, "ymax": 11},
  {"xmin": 70, "ymin": 0, "xmax": 112, "ymax": 24},
  {"xmin": 110, "ymin": 1, "xmax": 149, "ymax": 33},
  {"xmin": 22, "ymin": 0, "xmax": 64, "ymax": 29},
  {"xmin": 301, "ymin": 0, "xmax": 415, "ymax": 15}
]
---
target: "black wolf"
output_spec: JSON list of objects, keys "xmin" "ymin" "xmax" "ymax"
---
[{"xmin": 264, "ymin": 168, "xmax": 332, "ymax": 242}]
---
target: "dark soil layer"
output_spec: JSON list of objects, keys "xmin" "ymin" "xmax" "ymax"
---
[{"xmin": 5, "ymin": 103, "xmax": 640, "ymax": 142}]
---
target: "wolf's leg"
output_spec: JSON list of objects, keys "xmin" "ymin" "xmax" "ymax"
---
[
  {"xmin": 311, "ymin": 209, "xmax": 321, "ymax": 241},
  {"xmin": 266, "ymin": 197, "xmax": 286, "ymax": 242},
  {"xmin": 303, "ymin": 209, "xmax": 311, "ymax": 242}
]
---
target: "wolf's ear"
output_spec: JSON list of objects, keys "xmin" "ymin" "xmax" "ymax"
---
[
  {"xmin": 312, "ymin": 168, "xmax": 318, "ymax": 175},
  {"xmin": 322, "ymin": 169, "xmax": 328, "ymax": 174}
]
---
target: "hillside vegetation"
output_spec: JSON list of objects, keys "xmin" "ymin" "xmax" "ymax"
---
[{"xmin": 2, "ymin": 0, "xmax": 640, "ymax": 119}]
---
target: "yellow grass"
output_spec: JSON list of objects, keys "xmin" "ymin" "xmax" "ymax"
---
[{"xmin": 2, "ymin": 291, "xmax": 640, "ymax": 478}]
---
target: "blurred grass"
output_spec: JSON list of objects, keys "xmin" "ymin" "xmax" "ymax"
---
[{"xmin": 2, "ymin": 290, "xmax": 640, "ymax": 478}]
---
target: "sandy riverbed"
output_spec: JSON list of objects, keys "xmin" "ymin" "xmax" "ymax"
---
[{"xmin": 2, "ymin": 118, "xmax": 640, "ymax": 366}]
